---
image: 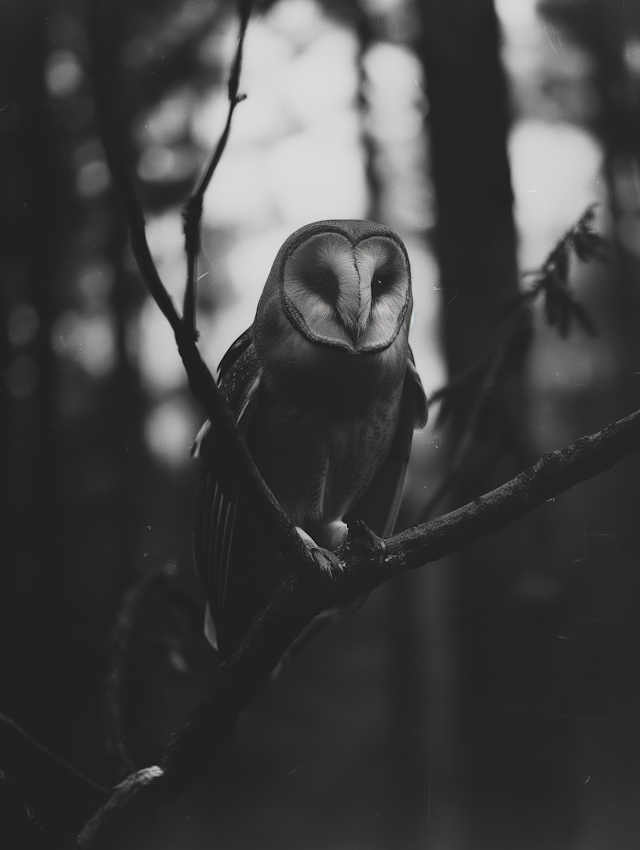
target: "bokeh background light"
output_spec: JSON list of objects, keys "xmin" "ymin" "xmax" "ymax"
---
[{"xmin": 130, "ymin": 0, "xmax": 611, "ymax": 467}]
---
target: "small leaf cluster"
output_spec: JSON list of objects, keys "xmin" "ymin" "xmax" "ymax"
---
[
  {"xmin": 502, "ymin": 204, "xmax": 606, "ymax": 338},
  {"xmin": 423, "ymin": 207, "xmax": 607, "ymax": 514},
  {"xmin": 434, "ymin": 205, "xmax": 606, "ymax": 425}
]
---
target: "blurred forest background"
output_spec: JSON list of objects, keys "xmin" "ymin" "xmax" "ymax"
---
[{"xmin": 3, "ymin": 0, "xmax": 640, "ymax": 847}]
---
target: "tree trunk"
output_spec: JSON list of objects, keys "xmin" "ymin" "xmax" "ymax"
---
[{"xmin": 415, "ymin": 1, "xmax": 580, "ymax": 845}]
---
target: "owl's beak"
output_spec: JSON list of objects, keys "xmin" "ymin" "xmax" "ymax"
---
[
  {"xmin": 337, "ymin": 269, "xmax": 373, "ymax": 350},
  {"xmin": 345, "ymin": 321, "xmax": 360, "ymax": 346},
  {"xmin": 344, "ymin": 305, "xmax": 372, "ymax": 350}
]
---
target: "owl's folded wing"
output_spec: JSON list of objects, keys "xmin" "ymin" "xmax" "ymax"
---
[{"xmin": 193, "ymin": 327, "xmax": 262, "ymax": 650}]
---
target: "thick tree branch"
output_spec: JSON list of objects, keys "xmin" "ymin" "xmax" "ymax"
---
[
  {"xmin": 366, "ymin": 405, "xmax": 640, "ymax": 583},
  {"xmin": 75, "ymin": 405, "xmax": 640, "ymax": 847}
]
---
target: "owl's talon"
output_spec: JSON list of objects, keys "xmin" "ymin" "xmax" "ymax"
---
[
  {"xmin": 312, "ymin": 548, "xmax": 340, "ymax": 573},
  {"xmin": 295, "ymin": 527, "xmax": 341, "ymax": 573}
]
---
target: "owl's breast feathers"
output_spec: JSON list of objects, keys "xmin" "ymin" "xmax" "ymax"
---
[
  {"xmin": 252, "ymin": 330, "xmax": 408, "ymax": 522},
  {"xmin": 211, "ymin": 318, "xmax": 425, "ymax": 532},
  {"xmin": 194, "ymin": 325, "xmax": 425, "ymax": 653}
]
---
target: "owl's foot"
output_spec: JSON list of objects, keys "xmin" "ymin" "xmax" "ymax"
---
[{"xmin": 295, "ymin": 526, "xmax": 342, "ymax": 573}]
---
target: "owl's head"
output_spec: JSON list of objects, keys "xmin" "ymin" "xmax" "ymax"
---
[{"xmin": 255, "ymin": 220, "xmax": 413, "ymax": 356}]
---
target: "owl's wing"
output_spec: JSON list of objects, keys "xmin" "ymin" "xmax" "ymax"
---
[
  {"xmin": 193, "ymin": 327, "xmax": 262, "ymax": 650},
  {"xmin": 344, "ymin": 349, "xmax": 428, "ymax": 537}
]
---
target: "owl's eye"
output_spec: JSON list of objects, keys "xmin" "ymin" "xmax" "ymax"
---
[
  {"xmin": 372, "ymin": 273, "xmax": 393, "ymax": 298},
  {"xmin": 308, "ymin": 270, "xmax": 339, "ymax": 304}
]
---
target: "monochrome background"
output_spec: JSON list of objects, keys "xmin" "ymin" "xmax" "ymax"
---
[{"xmin": 2, "ymin": 0, "xmax": 640, "ymax": 847}]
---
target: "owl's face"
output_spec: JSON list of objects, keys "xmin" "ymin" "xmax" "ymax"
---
[
  {"xmin": 255, "ymin": 221, "xmax": 413, "ymax": 359},
  {"xmin": 282, "ymin": 229, "xmax": 411, "ymax": 354}
]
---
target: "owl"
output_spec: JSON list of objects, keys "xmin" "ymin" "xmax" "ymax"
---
[{"xmin": 193, "ymin": 220, "xmax": 427, "ymax": 658}]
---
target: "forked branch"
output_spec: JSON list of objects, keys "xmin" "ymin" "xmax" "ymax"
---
[{"xmin": 86, "ymin": 0, "xmax": 312, "ymax": 575}]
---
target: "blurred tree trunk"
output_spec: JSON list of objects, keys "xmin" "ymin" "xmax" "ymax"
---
[
  {"xmin": 538, "ymin": 2, "xmax": 640, "ymax": 846},
  {"xmin": 0, "ymin": 0, "xmax": 66, "ymax": 750},
  {"xmin": 0, "ymin": 0, "xmax": 154, "ymax": 794},
  {"xmin": 418, "ymin": 0, "xmax": 518, "ymax": 372},
  {"xmin": 414, "ymin": 1, "xmax": 581, "ymax": 846}
]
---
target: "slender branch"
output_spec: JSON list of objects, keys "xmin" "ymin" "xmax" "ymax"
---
[
  {"xmin": 0, "ymin": 771, "xmax": 59, "ymax": 850},
  {"xmin": 0, "ymin": 714, "xmax": 108, "ymax": 843},
  {"xmin": 422, "ymin": 204, "xmax": 604, "ymax": 520},
  {"xmin": 419, "ymin": 343, "xmax": 505, "ymax": 521},
  {"xmin": 87, "ymin": 0, "xmax": 312, "ymax": 575},
  {"xmin": 182, "ymin": 0, "xmax": 252, "ymax": 336}
]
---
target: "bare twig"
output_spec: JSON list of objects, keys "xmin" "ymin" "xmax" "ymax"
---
[
  {"xmin": 87, "ymin": 0, "xmax": 312, "ymax": 576},
  {"xmin": 87, "ymin": 2, "xmax": 182, "ymax": 336},
  {"xmin": 0, "ymin": 770, "xmax": 59, "ymax": 850},
  {"xmin": 0, "ymin": 713, "xmax": 108, "ymax": 844},
  {"xmin": 182, "ymin": 0, "xmax": 252, "ymax": 336},
  {"xmin": 419, "ymin": 343, "xmax": 504, "ymax": 521}
]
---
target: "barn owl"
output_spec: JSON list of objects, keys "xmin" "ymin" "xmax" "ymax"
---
[{"xmin": 193, "ymin": 220, "xmax": 427, "ymax": 658}]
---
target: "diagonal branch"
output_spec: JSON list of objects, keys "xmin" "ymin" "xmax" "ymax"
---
[
  {"xmin": 86, "ymin": 0, "xmax": 312, "ymax": 575},
  {"xmin": 6, "ymin": 405, "xmax": 636, "ymax": 848},
  {"xmin": 76, "ymin": 404, "xmax": 640, "ymax": 847},
  {"xmin": 371, "ymin": 405, "xmax": 640, "ymax": 581},
  {"xmin": 424, "ymin": 204, "xmax": 605, "ymax": 521},
  {"xmin": 0, "ymin": 713, "xmax": 108, "ymax": 844},
  {"xmin": 418, "ymin": 341, "xmax": 506, "ymax": 521},
  {"xmin": 63, "ymin": 2, "xmax": 640, "ymax": 848}
]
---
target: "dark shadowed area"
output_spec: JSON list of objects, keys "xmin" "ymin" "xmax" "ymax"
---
[{"xmin": 3, "ymin": 0, "xmax": 640, "ymax": 847}]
